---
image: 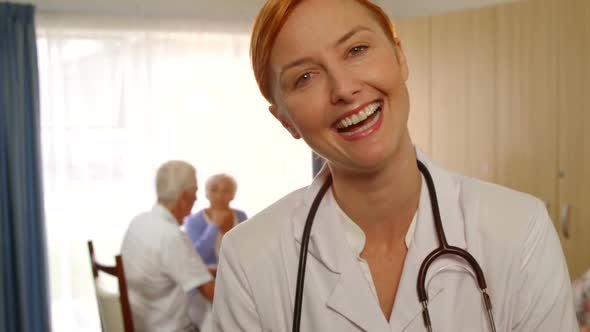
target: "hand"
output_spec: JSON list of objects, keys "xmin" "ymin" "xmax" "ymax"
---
[
  {"xmin": 208, "ymin": 266, "xmax": 217, "ymax": 277},
  {"xmin": 208, "ymin": 209, "xmax": 234, "ymax": 234}
]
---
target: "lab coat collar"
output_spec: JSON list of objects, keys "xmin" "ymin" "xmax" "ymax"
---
[
  {"xmin": 291, "ymin": 147, "xmax": 468, "ymax": 330},
  {"xmin": 412, "ymin": 148, "xmax": 467, "ymax": 251},
  {"xmin": 291, "ymin": 162, "xmax": 346, "ymax": 274}
]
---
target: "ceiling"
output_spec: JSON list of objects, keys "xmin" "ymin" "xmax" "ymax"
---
[
  {"xmin": 13, "ymin": 0, "xmax": 519, "ymax": 23},
  {"xmin": 378, "ymin": 0, "xmax": 518, "ymax": 18}
]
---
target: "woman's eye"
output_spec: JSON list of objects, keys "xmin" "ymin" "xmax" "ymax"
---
[
  {"xmin": 349, "ymin": 45, "xmax": 368, "ymax": 57},
  {"xmin": 294, "ymin": 72, "xmax": 312, "ymax": 88}
]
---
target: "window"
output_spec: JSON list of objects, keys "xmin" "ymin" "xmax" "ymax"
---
[{"xmin": 37, "ymin": 17, "xmax": 312, "ymax": 331}]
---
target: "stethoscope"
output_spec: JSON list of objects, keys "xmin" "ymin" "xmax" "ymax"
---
[{"xmin": 292, "ymin": 160, "xmax": 497, "ymax": 332}]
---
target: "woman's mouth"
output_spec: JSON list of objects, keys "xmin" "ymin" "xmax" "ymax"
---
[{"xmin": 335, "ymin": 101, "xmax": 383, "ymax": 139}]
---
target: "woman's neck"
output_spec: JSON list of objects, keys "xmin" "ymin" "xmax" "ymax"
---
[
  {"xmin": 207, "ymin": 205, "xmax": 231, "ymax": 211},
  {"xmin": 329, "ymin": 135, "xmax": 421, "ymax": 245}
]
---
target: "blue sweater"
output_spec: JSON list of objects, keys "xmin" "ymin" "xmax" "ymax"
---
[{"xmin": 184, "ymin": 209, "xmax": 247, "ymax": 265}]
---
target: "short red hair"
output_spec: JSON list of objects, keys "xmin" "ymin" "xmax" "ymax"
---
[{"xmin": 250, "ymin": 0, "xmax": 398, "ymax": 103}]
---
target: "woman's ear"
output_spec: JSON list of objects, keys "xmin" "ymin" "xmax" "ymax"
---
[
  {"xmin": 269, "ymin": 105, "xmax": 301, "ymax": 139},
  {"xmin": 394, "ymin": 37, "xmax": 409, "ymax": 82}
]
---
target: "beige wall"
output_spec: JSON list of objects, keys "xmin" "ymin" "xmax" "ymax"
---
[{"xmin": 396, "ymin": 0, "xmax": 590, "ymax": 279}]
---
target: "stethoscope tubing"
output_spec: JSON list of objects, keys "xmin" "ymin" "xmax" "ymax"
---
[{"xmin": 292, "ymin": 175, "xmax": 332, "ymax": 332}]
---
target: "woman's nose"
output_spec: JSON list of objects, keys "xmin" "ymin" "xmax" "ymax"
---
[{"xmin": 329, "ymin": 66, "xmax": 362, "ymax": 105}]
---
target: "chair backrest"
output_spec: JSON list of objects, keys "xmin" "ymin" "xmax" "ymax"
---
[{"xmin": 87, "ymin": 241, "xmax": 135, "ymax": 332}]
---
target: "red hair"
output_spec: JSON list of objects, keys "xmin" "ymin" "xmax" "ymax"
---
[{"xmin": 250, "ymin": 0, "xmax": 397, "ymax": 103}]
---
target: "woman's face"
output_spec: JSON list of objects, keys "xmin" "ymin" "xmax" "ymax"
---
[
  {"xmin": 269, "ymin": 0, "xmax": 410, "ymax": 173},
  {"xmin": 206, "ymin": 179, "xmax": 235, "ymax": 209}
]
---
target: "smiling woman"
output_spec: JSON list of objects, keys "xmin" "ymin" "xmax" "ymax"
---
[{"xmin": 211, "ymin": 0, "xmax": 578, "ymax": 331}]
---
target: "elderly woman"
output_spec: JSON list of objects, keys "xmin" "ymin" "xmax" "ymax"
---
[
  {"xmin": 184, "ymin": 173, "xmax": 247, "ymax": 266},
  {"xmin": 212, "ymin": 1, "xmax": 578, "ymax": 331}
]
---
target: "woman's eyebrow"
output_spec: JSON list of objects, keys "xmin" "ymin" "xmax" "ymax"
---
[
  {"xmin": 279, "ymin": 56, "xmax": 314, "ymax": 85},
  {"xmin": 281, "ymin": 56, "xmax": 314, "ymax": 76},
  {"xmin": 334, "ymin": 26, "xmax": 373, "ymax": 47}
]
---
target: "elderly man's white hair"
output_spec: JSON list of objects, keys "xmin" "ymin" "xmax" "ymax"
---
[{"xmin": 155, "ymin": 160, "xmax": 196, "ymax": 205}]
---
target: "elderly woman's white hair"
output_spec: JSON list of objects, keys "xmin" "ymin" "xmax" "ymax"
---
[
  {"xmin": 205, "ymin": 173, "xmax": 238, "ymax": 196},
  {"xmin": 155, "ymin": 160, "xmax": 197, "ymax": 205}
]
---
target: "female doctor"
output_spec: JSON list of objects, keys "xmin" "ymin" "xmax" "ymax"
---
[{"xmin": 212, "ymin": 0, "xmax": 578, "ymax": 331}]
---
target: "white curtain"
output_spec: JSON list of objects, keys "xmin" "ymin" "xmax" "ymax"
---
[{"xmin": 36, "ymin": 14, "xmax": 312, "ymax": 331}]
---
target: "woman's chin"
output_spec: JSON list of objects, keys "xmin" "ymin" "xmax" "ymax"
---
[{"xmin": 330, "ymin": 157, "xmax": 391, "ymax": 175}]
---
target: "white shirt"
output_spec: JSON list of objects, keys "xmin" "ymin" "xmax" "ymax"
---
[
  {"xmin": 336, "ymin": 189, "xmax": 417, "ymax": 301},
  {"xmin": 212, "ymin": 149, "xmax": 578, "ymax": 331},
  {"xmin": 121, "ymin": 204, "xmax": 213, "ymax": 332}
]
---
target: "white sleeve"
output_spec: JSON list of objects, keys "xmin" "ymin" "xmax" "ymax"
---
[
  {"xmin": 212, "ymin": 236, "xmax": 262, "ymax": 331},
  {"xmin": 161, "ymin": 230, "xmax": 213, "ymax": 292},
  {"xmin": 512, "ymin": 200, "xmax": 579, "ymax": 331}
]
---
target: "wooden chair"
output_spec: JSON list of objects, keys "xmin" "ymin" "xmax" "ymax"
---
[{"xmin": 87, "ymin": 241, "xmax": 135, "ymax": 332}]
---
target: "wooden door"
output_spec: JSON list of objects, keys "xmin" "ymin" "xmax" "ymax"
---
[
  {"xmin": 396, "ymin": 18, "xmax": 432, "ymax": 154},
  {"xmin": 430, "ymin": 8, "xmax": 497, "ymax": 182},
  {"xmin": 557, "ymin": 0, "xmax": 590, "ymax": 279},
  {"xmin": 494, "ymin": 0, "xmax": 560, "ymax": 222}
]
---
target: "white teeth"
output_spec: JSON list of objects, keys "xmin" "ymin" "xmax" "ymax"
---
[
  {"xmin": 341, "ymin": 109, "xmax": 381, "ymax": 136},
  {"xmin": 336, "ymin": 102, "xmax": 380, "ymax": 129}
]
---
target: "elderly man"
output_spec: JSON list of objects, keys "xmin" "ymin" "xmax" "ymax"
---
[{"xmin": 121, "ymin": 160, "xmax": 214, "ymax": 332}]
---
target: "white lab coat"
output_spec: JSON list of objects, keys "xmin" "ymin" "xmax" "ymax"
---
[{"xmin": 212, "ymin": 149, "xmax": 578, "ymax": 331}]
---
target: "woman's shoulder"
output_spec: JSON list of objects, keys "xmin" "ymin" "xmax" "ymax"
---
[
  {"xmin": 233, "ymin": 208, "xmax": 248, "ymax": 221},
  {"xmin": 185, "ymin": 209, "xmax": 208, "ymax": 225},
  {"xmin": 458, "ymin": 175, "xmax": 544, "ymax": 221},
  {"xmin": 456, "ymin": 174, "xmax": 550, "ymax": 245},
  {"xmin": 221, "ymin": 187, "xmax": 308, "ymax": 259}
]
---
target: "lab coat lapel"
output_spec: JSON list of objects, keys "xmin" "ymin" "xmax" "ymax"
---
[
  {"xmin": 326, "ymin": 257, "xmax": 389, "ymax": 331},
  {"xmin": 291, "ymin": 165, "xmax": 388, "ymax": 331},
  {"xmin": 389, "ymin": 149, "xmax": 468, "ymax": 330}
]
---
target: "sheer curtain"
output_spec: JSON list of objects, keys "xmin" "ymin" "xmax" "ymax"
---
[{"xmin": 36, "ymin": 14, "xmax": 311, "ymax": 331}]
